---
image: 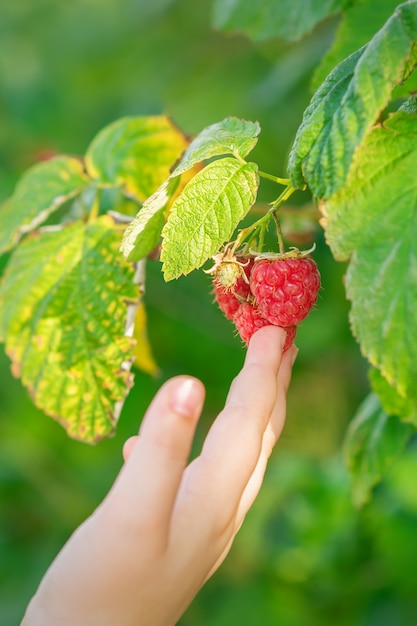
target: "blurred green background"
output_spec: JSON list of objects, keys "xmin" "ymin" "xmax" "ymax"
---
[{"xmin": 1, "ymin": 1, "xmax": 417, "ymax": 624}]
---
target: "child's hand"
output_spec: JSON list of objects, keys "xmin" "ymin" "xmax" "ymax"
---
[{"xmin": 22, "ymin": 326, "xmax": 297, "ymax": 626}]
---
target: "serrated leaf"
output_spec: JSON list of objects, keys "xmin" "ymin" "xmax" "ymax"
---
[
  {"xmin": 0, "ymin": 156, "xmax": 89, "ymax": 255},
  {"xmin": 322, "ymin": 113, "xmax": 417, "ymax": 401},
  {"xmin": 288, "ymin": 1, "xmax": 417, "ymax": 197},
  {"xmin": 85, "ymin": 116, "xmax": 188, "ymax": 201},
  {"xmin": 0, "ymin": 220, "xmax": 138, "ymax": 443},
  {"xmin": 312, "ymin": 0, "xmax": 402, "ymax": 90},
  {"xmin": 161, "ymin": 157, "xmax": 259, "ymax": 280},
  {"xmin": 132, "ymin": 301, "xmax": 159, "ymax": 376},
  {"xmin": 120, "ymin": 177, "xmax": 180, "ymax": 262},
  {"xmin": 212, "ymin": 0, "xmax": 347, "ymax": 43},
  {"xmin": 398, "ymin": 94, "xmax": 417, "ymax": 113},
  {"xmin": 343, "ymin": 392, "xmax": 413, "ymax": 507},
  {"xmin": 172, "ymin": 117, "xmax": 260, "ymax": 176},
  {"xmin": 370, "ymin": 368, "xmax": 417, "ymax": 427}
]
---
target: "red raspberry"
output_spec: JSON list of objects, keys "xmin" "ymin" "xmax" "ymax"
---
[
  {"xmin": 283, "ymin": 324, "xmax": 297, "ymax": 352},
  {"xmin": 250, "ymin": 257, "xmax": 320, "ymax": 327},
  {"xmin": 233, "ymin": 303, "xmax": 297, "ymax": 351},
  {"xmin": 233, "ymin": 302, "xmax": 270, "ymax": 344},
  {"xmin": 213, "ymin": 258, "xmax": 254, "ymax": 320}
]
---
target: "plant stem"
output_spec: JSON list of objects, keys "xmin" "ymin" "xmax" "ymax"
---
[
  {"xmin": 232, "ymin": 184, "xmax": 296, "ymax": 255},
  {"xmin": 258, "ymin": 171, "xmax": 290, "ymax": 186},
  {"xmin": 272, "ymin": 211, "xmax": 285, "ymax": 255}
]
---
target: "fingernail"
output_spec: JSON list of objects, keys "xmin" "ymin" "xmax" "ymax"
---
[{"xmin": 171, "ymin": 378, "xmax": 202, "ymax": 418}]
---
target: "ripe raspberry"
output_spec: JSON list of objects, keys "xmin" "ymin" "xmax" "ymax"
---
[
  {"xmin": 233, "ymin": 303, "xmax": 297, "ymax": 351},
  {"xmin": 283, "ymin": 324, "xmax": 297, "ymax": 352},
  {"xmin": 213, "ymin": 258, "xmax": 254, "ymax": 320},
  {"xmin": 233, "ymin": 302, "xmax": 270, "ymax": 344},
  {"xmin": 250, "ymin": 257, "xmax": 320, "ymax": 327}
]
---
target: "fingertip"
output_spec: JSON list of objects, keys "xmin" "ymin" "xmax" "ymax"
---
[
  {"xmin": 122, "ymin": 435, "xmax": 138, "ymax": 462},
  {"xmin": 245, "ymin": 326, "xmax": 286, "ymax": 367},
  {"xmin": 169, "ymin": 375, "xmax": 206, "ymax": 420}
]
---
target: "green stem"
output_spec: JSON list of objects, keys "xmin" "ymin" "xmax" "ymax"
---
[
  {"xmin": 272, "ymin": 211, "xmax": 285, "ymax": 255},
  {"xmin": 258, "ymin": 171, "xmax": 290, "ymax": 186},
  {"xmin": 232, "ymin": 184, "xmax": 297, "ymax": 255}
]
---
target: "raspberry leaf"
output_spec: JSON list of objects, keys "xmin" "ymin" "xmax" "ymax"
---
[
  {"xmin": 172, "ymin": 117, "xmax": 260, "ymax": 177},
  {"xmin": 370, "ymin": 368, "xmax": 417, "ymax": 427},
  {"xmin": 312, "ymin": 0, "xmax": 402, "ymax": 90},
  {"xmin": 323, "ymin": 113, "xmax": 417, "ymax": 402},
  {"xmin": 120, "ymin": 177, "xmax": 180, "ymax": 261},
  {"xmin": 0, "ymin": 219, "xmax": 139, "ymax": 443},
  {"xmin": 343, "ymin": 392, "xmax": 413, "ymax": 507},
  {"xmin": 212, "ymin": 0, "xmax": 347, "ymax": 43},
  {"xmin": 161, "ymin": 157, "xmax": 259, "ymax": 280},
  {"xmin": 0, "ymin": 156, "xmax": 89, "ymax": 255},
  {"xmin": 288, "ymin": 1, "xmax": 417, "ymax": 197},
  {"xmin": 85, "ymin": 116, "xmax": 188, "ymax": 202}
]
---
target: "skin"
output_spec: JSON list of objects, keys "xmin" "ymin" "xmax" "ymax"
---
[{"xmin": 22, "ymin": 326, "xmax": 297, "ymax": 626}]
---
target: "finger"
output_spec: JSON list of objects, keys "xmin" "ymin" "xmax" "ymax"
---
[
  {"xmin": 234, "ymin": 344, "xmax": 298, "ymax": 518},
  {"xmin": 108, "ymin": 376, "xmax": 205, "ymax": 537},
  {"xmin": 202, "ymin": 344, "xmax": 298, "ymax": 580},
  {"xmin": 182, "ymin": 326, "xmax": 287, "ymax": 528},
  {"xmin": 122, "ymin": 436, "xmax": 138, "ymax": 462}
]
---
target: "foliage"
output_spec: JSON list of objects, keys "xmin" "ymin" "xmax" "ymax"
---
[
  {"xmin": 0, "ymin": 0, "xmax": 416, "ymax": 491},
  {"xmin": 1, "ymin": 0, "xmax": 417, "ymax": 622}
]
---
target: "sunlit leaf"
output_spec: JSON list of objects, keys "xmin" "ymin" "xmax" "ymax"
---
[
  {"xmin": 172, "ymin": 117, "xmax": 260, "ymax": 176},
  {"xmin": 85, "ymin": 115, "xmax": 188, "ymax": 201},
  {"xmin": 343, "ymin": 392, "xmax": 413, "ymax": 507},
  {"xmin": 289, "ymin": 1, "xmax": 417, "ymax": 197},
  {"xmin": 0, "ymin": 219, "xmax": 138, "ymax": 443},
  {"xmin": 132, "ymin": 301, "xmax": 159, "ymax": 376},
  {"xmin": 0, "ymin": 156, "xmax": 89, "ymax": 254},
  {"xmin": 161, "ymin": 157, "xmax": 259, "ymax": 280},
  {"xmin": 120, "ymin": 177, "xmax": 180, "ymax": 262}
]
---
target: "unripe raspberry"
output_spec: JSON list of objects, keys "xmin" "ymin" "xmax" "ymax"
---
[
  {"xmin": 213, "ymin": 258, "xmax": 254, "ymax": 320},
  {"xmin": 250, "ymin": 257, "xmax": 320, "ymax": 327}
]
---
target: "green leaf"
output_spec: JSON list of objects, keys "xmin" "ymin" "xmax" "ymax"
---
[
  {"xmin": 212, "ymin": 0, "xmax": 347, "ymax": 43},
  {"xmin": 343, "ymin": 392, "xmax": 413, "ymax": 507},
  {"xmin": 0, "ymin": 219, "xmax": 138, "ymax": 443},
  {"xmin": 370, "ymin": 368, "xmax": 417, "ymax": 427},
  {"xmin": 120, "ymin": 177, "xmax": 180, "ymax": 261},
  {"xmin": 161, "ymin": 157, "xmax": 259, "ymax": 280},
  {"xmin": 172, "ymin": 117, "xmax": 261, "ymax": 176},
  {"xmin": 0, "ymin": 156, "xmax": 89, "ymax": 255},
  {"xmin": 288, "ymin": 1, "xmax": 417, "ymax": 197},
  {"xmin": 312, "ymin": 0, "xmax": 403, "ymax": 90},
  {"xmin": 398, "ymin": 94, "xmax": 417, "ymax": 113},
  {"xmin": 323, "ymin": 113, "xmax": 417, "ymax": 401},
  {"xmin": 85, "ymin": 115, "xmax": 188, "ymax": 201}
]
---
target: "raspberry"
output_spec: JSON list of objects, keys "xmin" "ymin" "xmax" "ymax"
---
[
  {"xmin": 213, "ymin": 258, "xmax": 254, "ymax": 320},
  {"xmin": 250, "ymin": 257, "xmax": 320, "ymax": 327},
  {"xmin": 283, "ymin": 324, "xmax": 297, "ymax": 352},
  {"xmin": 233, "ymin": 302, "xmax": 270, "ymax": 344},
  {"xmin": 233, "ymin": 302, "xmax": 297, "ymax": 351}
]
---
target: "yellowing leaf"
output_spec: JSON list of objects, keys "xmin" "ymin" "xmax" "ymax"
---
[
  {"xmin": 133, "ymin": 301, "xmax": 159, "ymax": 376},
  {"xmin": 0, "ymin": 219, "xmax": 139, "ymax": 443},
  {"xmin": 85, "ymin": 115, "xmax": 188, "ymax": 201}
]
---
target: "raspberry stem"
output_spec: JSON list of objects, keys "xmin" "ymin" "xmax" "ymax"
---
[
  {"xmin": 232, "ymin": 184, "xmax": 296, "ymax": 255},
  {"xmin": 258, "ymin": 171, "xmax": 290, "ymax": 186}
]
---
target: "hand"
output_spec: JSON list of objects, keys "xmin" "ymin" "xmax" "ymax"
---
[{"xmin": 22, "ymin": 326, "xmax": 297, "ymax": 626}]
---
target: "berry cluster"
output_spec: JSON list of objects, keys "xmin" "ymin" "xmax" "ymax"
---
[{"xmin": 212, "ymin": 253, "xmax": 320, "ymax": 350}]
